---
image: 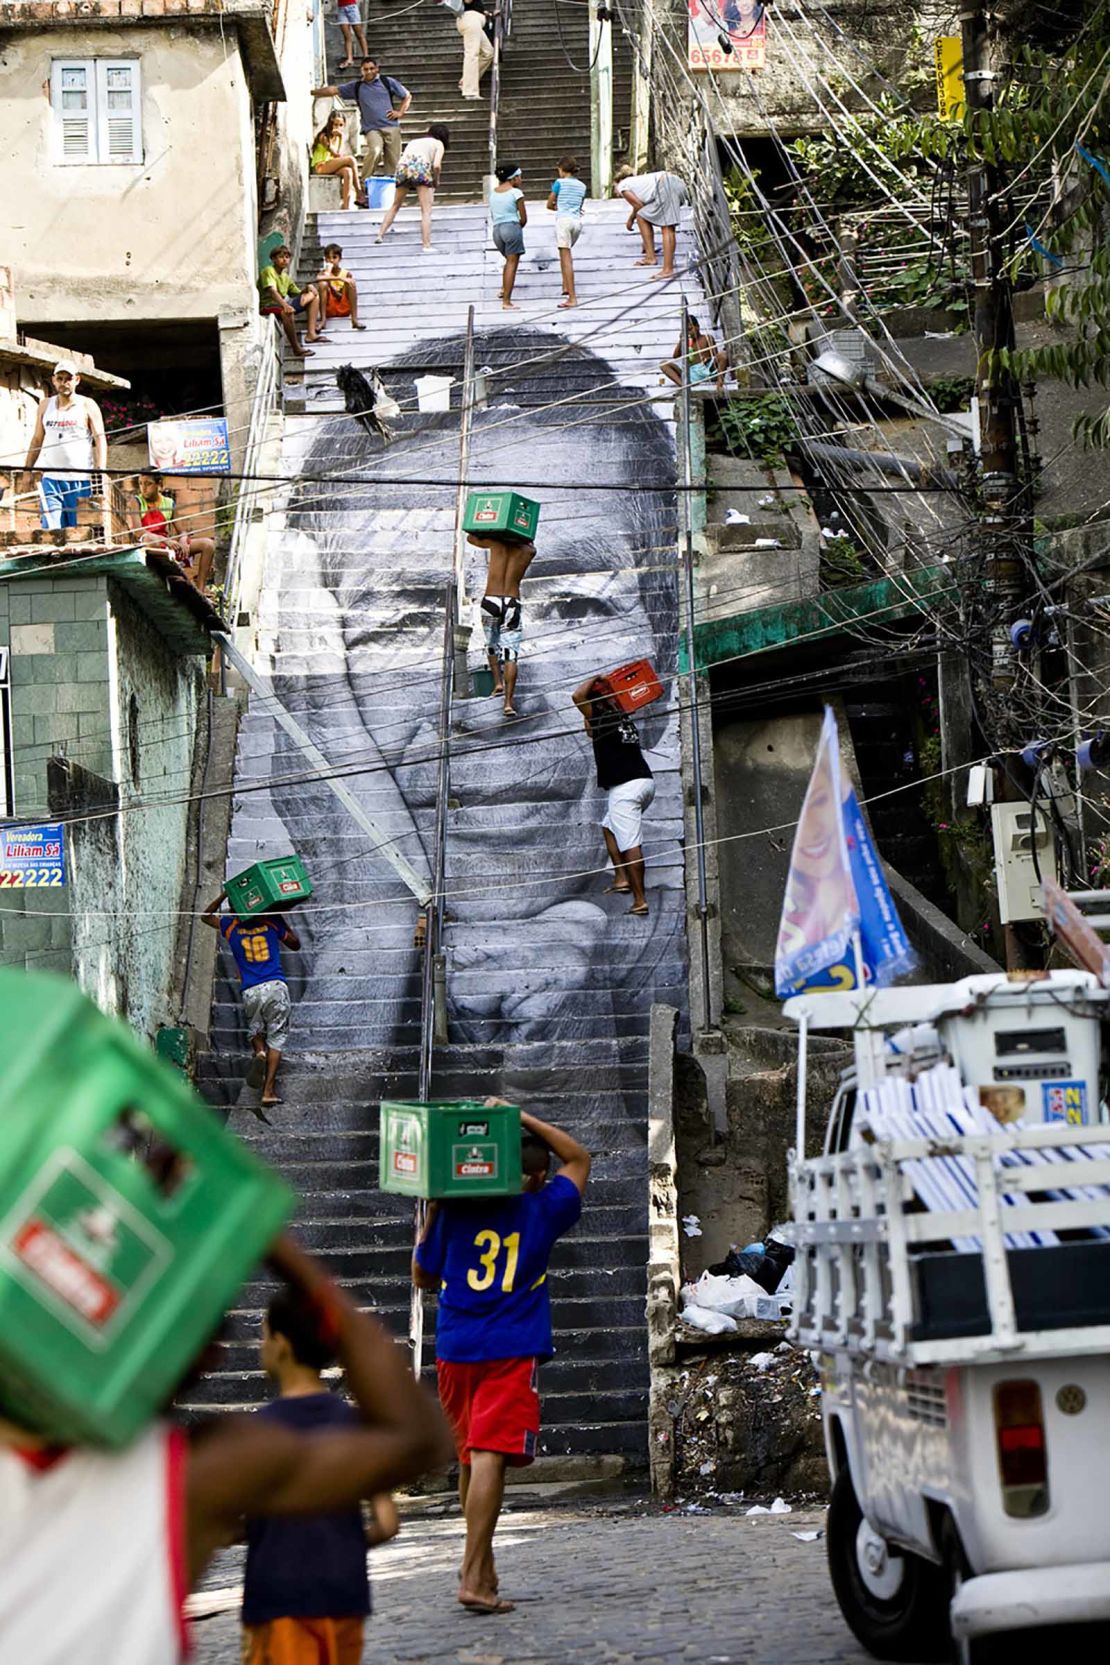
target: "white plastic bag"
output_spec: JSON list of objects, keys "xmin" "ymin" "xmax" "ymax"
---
[{"xmin": 680, "ymin": 1303, "xmax": 738, "ymax": 1335}]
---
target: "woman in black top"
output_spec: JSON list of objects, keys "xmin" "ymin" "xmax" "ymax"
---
[{"xmin": 572, "ymin": 678, "xmax": 655, "ymax": 916}]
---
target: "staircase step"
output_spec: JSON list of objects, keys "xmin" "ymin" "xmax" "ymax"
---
[{"xmin": 204, "ymin": 0, "xmax": 702, "ymax": 1455}]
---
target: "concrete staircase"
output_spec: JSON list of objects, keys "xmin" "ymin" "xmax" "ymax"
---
[
  {"xmin": 321, "ymin": 0, "xmax": 633, "ymax": 204},
  {"xmin": 193, "ymin": 201, "xmax": 706, "ymax": 1465}
]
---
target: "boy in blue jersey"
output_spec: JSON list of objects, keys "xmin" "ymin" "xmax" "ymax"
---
[
  {"xmin": 202, "ymin": 890, "xmax": 300, "ymax": 1112},
  {"xmin": 412, "ymin": 1105, "xmax": 591, "ymax": 1614}
]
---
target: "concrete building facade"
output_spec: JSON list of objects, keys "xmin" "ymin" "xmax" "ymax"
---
[{"xmin": 0, "ymin": 554, "xmax": 211, "ymax": 1038}]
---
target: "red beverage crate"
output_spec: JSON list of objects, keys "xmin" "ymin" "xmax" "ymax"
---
[{"xmin": 598, "ymin": 659, "xmax": 663, "ymax": 714}]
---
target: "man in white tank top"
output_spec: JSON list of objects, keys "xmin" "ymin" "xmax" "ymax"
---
[
  {"xmin": 0, "ymin": 1233, "xmax": 452, "ymax": 1665},
  {"xmin": 22, "ymin": 361, "xmax": 107, "ymax": 531}
]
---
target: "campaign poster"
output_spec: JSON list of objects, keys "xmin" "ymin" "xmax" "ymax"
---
[
  {"xmin": 0, "ymin": 823, "xmax": 65, "ymax": 888},
  {"xmin": 147, "ymin": 417, "xmax": 232, "ymax": 475},
  {"xmin": 688, "ymin": 0, "xmax": 766, "ymax": 70}
]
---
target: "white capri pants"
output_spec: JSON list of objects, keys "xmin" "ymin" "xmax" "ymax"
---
[{"xmin": 602, "ymin": 776, "xmax": 655, "ymax": 853}]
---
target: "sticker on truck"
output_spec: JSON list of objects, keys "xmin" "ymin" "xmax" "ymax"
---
[{"xmin": 1043, "ymin": 1080, "xmax": 1088, "ymax": 1124}]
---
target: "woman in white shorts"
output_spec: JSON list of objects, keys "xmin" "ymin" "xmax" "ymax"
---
[
  {"xmin": 375, "ymin": 124, "xmax": 450, "ymax": 252},
  {"xmin": 572, "ymin": 677, "xmax": 656, "ymax": 917}
]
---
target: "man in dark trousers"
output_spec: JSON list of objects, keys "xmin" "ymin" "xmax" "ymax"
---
[
  {"xmin": 572, "ymin": 677, "xmax": 656, "ymax": 916},
  {"xmin": 202, "ymin": 891, "xmax": 300, "ymax": 1111},
  {"xmin": 412, "ymin": 1106, "xmax": 591, "ymax": 1614}
]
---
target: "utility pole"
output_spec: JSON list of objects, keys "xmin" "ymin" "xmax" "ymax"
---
[
  {"xmin": 628, "ymin": 0, "xmax": 652, "ymax": 173},
  {"xmin": 590, "ymin": 0, "xmax": 613, "ymax": 200},
  {"xmin": 960, "ymin": 2, "xmax": 1028, "ymax": 663},
  {"xmin": 959, "ymin": 3, "xmax": 1040, "ymax": 968}
]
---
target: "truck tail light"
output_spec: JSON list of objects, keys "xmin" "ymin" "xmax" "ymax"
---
[{"xmin": 994, "ymin": 1380, "xmax": 1049, "ymax": 1518}]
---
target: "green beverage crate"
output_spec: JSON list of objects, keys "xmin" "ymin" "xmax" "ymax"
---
[
  {"xmin": 380, "ymin": 1100, "xmax": 522, "ymax": 1199},
  {"xmin": 0, "ymin": 970, "xmax": 294, "ymax": 1448},
  {"xmin": 226, "ymin": 853, "xmax": 313, "ymax": 920},
  {"xmin": 462, "ymin": 490, "xmax": 540, "ymax": 544}
]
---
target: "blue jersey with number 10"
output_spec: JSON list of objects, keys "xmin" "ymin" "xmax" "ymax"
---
[
  {"xmin": 415, "ymin": 1174, "xmax": 582, "ymax": 1362},
  {"xmin": 221, "ymin": 915, "xmax": 291, "ymax": 991}
]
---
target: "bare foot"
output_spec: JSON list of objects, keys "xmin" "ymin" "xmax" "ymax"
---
[
  {"xmin": 558, "ymin": 298, "xmax": 577, "ymax": 309},
  {"xmin": 459, "ymin": 1592, "xmax": 515, "ymax": 1615},
  {"xmin": 501, "ymin": 300, "xmax": 518, "ymax": 310},
  {"xmin": 651, "ymin": 269, "xmax": 675, "ymax": 281},
  {"xmin": 634, "ymin": 257, "xmax": 657, "ymax": 267}
]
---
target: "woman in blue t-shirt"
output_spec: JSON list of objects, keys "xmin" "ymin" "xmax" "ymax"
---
[{"xmin": 490, "ymin": 161, "xmax": 527, "ymax": 310}]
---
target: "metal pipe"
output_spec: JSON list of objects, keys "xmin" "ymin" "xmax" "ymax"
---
[
  {"xmin": 680, "ymin": 297, "xmax": 715, "ymax": 1031},
  {"xmin": 801, "ymin": 440, "xmax": 959, "ymax": 490}
]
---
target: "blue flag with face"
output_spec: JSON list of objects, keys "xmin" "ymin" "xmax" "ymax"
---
[
  {"xmin": 840, "ymin": 786, "xmax": 917, "ymax": 987},
  {"xmin": 775, "ymin": 707, "xmax": 916, "ymax": 996}
]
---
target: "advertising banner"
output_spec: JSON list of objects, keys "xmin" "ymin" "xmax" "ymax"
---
[
  {"xmin": 774, "ymin": 709, "xmax": 859, "ymax": 996},
  {"xmin": 688, "ymin": 0, "xmax": 766, "ymax": 70},
  {"xmin": 147, "ymin": 417, "xmax": 232, "ymax": 475},
  {"xmin": 0, "ymin": 823, "xmax": 65, "ymax": 888}
]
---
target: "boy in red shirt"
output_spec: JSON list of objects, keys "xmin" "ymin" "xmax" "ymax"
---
[{"xmin": 412, "ymin": 1106, "xmax": 591, "ymax": 1613}]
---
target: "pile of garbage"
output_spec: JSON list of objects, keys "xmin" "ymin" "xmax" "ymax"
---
[
  {"xmin": 680, "ymin": 1235, "xmax": 795, "ymax": 1334},
  {"xmin": 670, "ymin": 1343, "xmax": 828, "ymax": 1501}
]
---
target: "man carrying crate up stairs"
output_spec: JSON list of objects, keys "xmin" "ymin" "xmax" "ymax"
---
[{"xmin": 0, "ymin": 971, "xmax": 451, "ymax": 1665}]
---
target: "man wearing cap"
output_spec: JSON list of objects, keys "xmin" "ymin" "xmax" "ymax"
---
[{"xmin": 23, "ymin": 363, "xmax": 107, "ymax": 530}]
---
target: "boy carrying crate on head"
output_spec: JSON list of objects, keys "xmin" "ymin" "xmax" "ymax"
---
[
  {"xmin": 202, "ymin": 891, "xmax": 300, "ymax": 1114},
  {"xmin": 412, "ymin": 1105, "xmax": 591, "ymax": 1613}
]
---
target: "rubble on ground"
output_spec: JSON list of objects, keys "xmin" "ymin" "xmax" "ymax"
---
[{"xmin": 668, "ymin": 1339, "xmax": 828, "ymax": 1502}]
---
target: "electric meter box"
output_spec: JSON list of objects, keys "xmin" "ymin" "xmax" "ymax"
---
[
  {"xmin": 380, "ymin": 1100, "xmax": 522, "ymax": 1199},
  {"xmin": 462, "ymin": 491, "xmax": 540, "ymax": 544},
  {"xmin": 0, "ymin": 969, "xmax": 294, "ymax": 1448},
  {"xmin": 990, "ymin": 801, "xmax": 1057, "ymax": 925}
]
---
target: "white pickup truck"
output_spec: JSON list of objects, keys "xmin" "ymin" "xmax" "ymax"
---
[{"xmin": 785, "ymin": 970, "xmax": 1110, "ymax": 1663}]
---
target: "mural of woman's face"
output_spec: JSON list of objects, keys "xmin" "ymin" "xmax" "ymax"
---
[{"xmin": 268, "ymin": 336, "xmax": 683, "ymax": 1044}]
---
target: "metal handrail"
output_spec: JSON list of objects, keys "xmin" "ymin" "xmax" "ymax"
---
[
  {"xmin": 487, "ymin": 0, "xmax": 509, "ymax": 187},
  {"xmin": 222, "ymin": 323, "xmax": 283, "ymax": 623}
]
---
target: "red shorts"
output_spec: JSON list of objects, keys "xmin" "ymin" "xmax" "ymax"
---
[{"xmin": 437, "ymin": 1355, "xmax": 540, "ymax": 1467}]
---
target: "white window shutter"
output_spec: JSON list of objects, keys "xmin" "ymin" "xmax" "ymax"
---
[
  {"xmin": 95, "ymin": 60, "xmax": 142, "ymax": 165},
  {"xmin": 51, "ymin": 60, "xmax": 94, "ymax": 164}
]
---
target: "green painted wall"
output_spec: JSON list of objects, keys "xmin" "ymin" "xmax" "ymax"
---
[{"xmin": 0, "ymin": 571, "xmax": 205, "ymax": 1039}]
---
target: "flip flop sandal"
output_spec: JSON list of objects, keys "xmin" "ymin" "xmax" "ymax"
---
[{"xmin": 460, "ymin": 1598, "xmax": 515, "ymax": 1615}]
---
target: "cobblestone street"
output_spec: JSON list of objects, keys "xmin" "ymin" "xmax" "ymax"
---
[{"xmin": 190, "ymin": 1499, "xmax": 880, "ymax": 1664}]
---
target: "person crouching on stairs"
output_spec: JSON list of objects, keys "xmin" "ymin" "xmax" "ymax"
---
[
  {"xmin": 202, "ymin": 893, "xmax": 300, "ymax": 1115},
  {"xmin": 412, "ymin": 1107, "xmax": 591, "ymax": 1615},
  {"xmin": 469, "ymin": 530, "xmax": 535, "ymax": 717}
]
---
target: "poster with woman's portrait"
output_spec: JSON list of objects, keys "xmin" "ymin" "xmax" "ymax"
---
[{"xmin": 688, "ymin": 0, "xmax": 766, "ymax": 69}]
